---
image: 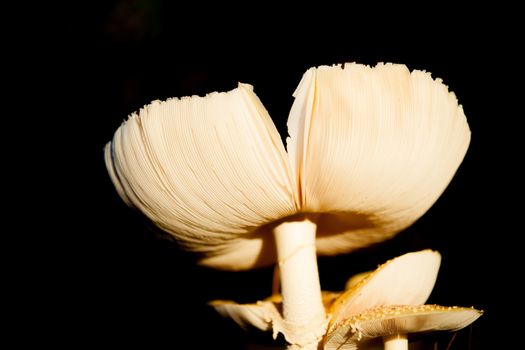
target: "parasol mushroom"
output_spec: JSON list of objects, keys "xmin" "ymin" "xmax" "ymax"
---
[
  {"xmin": 105, "ymin": 63, "xmax": 471, "ymax": 349},
  {"xmin": 322, "ymin": 251, "xmax": 482, "ymax": 350},
  {"xmin": 325, "ymin": 304, "xmax": 482, "ymax": 350}
]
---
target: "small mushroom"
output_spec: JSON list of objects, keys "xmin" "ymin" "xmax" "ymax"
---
[
  {"xmin": 323, "ymin": 251, "xmax": 482, "ymax": 350},
  {"xmin": 327, "ymin": 250, "xmax": 442, "ymax": 333},
  {"xmin": 105, "ymin": 63, "xmax": 471, "ymax": 349},
  {"xmin": 325, "ymin": 305, "xmax": 482, "ymax": 350}
]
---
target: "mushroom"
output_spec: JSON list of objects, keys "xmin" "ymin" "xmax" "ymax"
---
[
  {"xmin": 325, "ymin": 304, "xmax": 481, "ymax": 350},
  {"xmin": 322, "ymin": 251, "xmax": 482, "ymax": 350},
  {"xmin": 105, "ymin": 63, "xmax": 471, "ymax": 349}
]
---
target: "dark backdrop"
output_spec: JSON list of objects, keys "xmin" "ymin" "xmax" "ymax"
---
[{"xmin": 44, "ymin": 2, "xmax": 518, "ymax": 349}]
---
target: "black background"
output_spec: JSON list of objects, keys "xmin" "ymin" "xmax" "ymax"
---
[{"xmin": 32, "ymin": 2, "xmax": 519, "ymax": 349}]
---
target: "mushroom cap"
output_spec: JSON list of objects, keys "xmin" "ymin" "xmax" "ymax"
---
[
  {"xmin": 209, "ymin": 299, "xmax": 283, "ymax": 334},
  {"xmin": 210, "ymin": 292, "xmax": 340, "ymax": 345},
  {"xmin": 105, "ymin": 84, "xmax": 298, "ymax": 270},
  {"xmin": 106, "ymin": 63, "xmax": 470, "ymax": 270},
  {"xmin": 292, "ymin": 64, "xmax": 470, "ymax": 257},
  {"xmin": 328, "ymin": 250, "xmax": 441, "ymax": 333},
  {"xmin": 324, "ymin": 305, "xmax": 482, "ymax": 350}
]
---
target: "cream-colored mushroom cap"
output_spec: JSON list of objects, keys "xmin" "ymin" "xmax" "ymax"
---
[
  {"xmin": 327, "ymin": 250, "xmax": 442, "ymax": 333},
  {"xmin": 324, "ymin": 305, "xmax": 482, "ymax": 350},
  {"xmin": 105, "ymin": 63, "xmax": 470, "ymax": 270}
]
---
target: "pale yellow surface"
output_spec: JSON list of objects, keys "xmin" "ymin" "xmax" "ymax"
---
[
  {"xmin": 324, "ymin": 305, "xmax": 482, "ymax": 350},
  {"xmin": 327, "ymin": 250, "xmax": 441, "ymax": 333},
  {"xmin": 106, "ymin": 63, "xmax": 470, "ymax": 270}
]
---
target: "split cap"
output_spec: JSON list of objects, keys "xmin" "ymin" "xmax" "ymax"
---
[
  {"xmin": 105, "ymin": 63, "xmax": 470, "ymax": 270},
  {"xmin": 323, "ymin": 250, "xmax": 482, "ymax": 349}
]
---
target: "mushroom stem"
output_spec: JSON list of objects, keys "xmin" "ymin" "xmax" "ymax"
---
[
  {"xmin": 273, "ymin": 215, "xmax": 325, "ymax": 349},
  {"xmin": 383, "ymin": 334, "xmax": 408, "ymax": 350}
]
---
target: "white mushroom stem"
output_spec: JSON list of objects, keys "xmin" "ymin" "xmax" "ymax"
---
[
  {"xmin": 273, "ymin": 215, "xmax": 325, "ymax": 349},
  {"xmin": 383, "ymin": 334, "xmax": 408, "ymax": 350}
]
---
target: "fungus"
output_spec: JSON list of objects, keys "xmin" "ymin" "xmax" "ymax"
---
[
  {"xmin": 322, "ymin": 251, "xmax": 482, "ymax": 350},
  {"xmin": 325, "ymin": 304, "xmax": 482, "ymax": 350},
  {"xmin": 105, "ymin": 63, "xmax": 472, "ymax": 349}
]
